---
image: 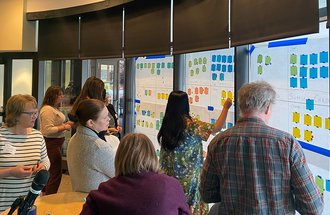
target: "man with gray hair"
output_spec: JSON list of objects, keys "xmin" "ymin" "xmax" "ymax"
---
[{"xmin": 200, "ymin": 81, "xmax": 323, "ymax": 214}]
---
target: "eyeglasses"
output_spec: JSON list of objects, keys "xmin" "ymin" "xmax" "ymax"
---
[{"xmin": 21, "ymin": 111, "xmax": 39, "ymax": 117}]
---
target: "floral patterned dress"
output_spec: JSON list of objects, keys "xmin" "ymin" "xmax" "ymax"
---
[{"xmin": 160, "ymin": 118, "xmax": 214, "ymax": 215}]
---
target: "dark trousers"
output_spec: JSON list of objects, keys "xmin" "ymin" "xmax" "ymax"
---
[{"xmin": 43, "ymin": 137, "xmax": 65, "ymax": 195}]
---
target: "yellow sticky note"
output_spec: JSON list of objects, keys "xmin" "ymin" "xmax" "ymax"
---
[
  {"xmin": 304, "ymin": 114, "xmax": 312, "ymax": 126},
  {"xmin": 314, "ymin": 115, "xmax": 322, "ymax": 128},
  {"xmin": 304, "ymin": 130, "xmax": 313, "ymax": 142},
  {"xmin": 292, "ymin": 112, "xmax": 300, "ymax": 123},
  {"xmin": 325, "ymin": 118, "xmax": 330, "ymax": 130},
  {"xmin": 292, "ymin": 127, "xmax": 301, "ymax": 138}
]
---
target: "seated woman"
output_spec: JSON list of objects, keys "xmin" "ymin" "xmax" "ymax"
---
[
  {"xmin": 80, "ymin": 133, "xmax": 191, "ymax": 215},
  {"xmin": 0, "ymin": 94, "xmax": 50, "ymax": 212},
  {"xmin": 67, "ymin": 99, "xmax": 116, "ymax": 193}
]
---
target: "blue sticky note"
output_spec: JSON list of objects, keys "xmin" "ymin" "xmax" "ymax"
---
[
  {"xmin": 320, "ymin": 66, "xmax": 329, "ymax": 78},
  {"xmin": 222, "ymin": 65, "xmax": 227, "ymax": 72},
  {"xmin": 142, "ymin": 110, "xmax": 146, "ymax": 116},
  {"xmin": 310, "ymin": 68, "xmax": 317, "ymax": 79},
  {"xmin": 300, "ymin": 67, "xmax": 307, "ymax": 78},
  {"xmin": 217, "ymin": 64, "xmax": 221, "ymax": 71},
  {"xmin": 212, "ymin": 55, "xmax": 216, "ymax": 62},
  {"xmin": 228, "ymin": 65, "xmax": 233, "ymax": 72},
  {"xmin": 300, "ymin": 54, "xmax": 308, "ymax": 65},
  {"xmin": 212, "ymin": 73, "xmax": 217, "ymax": 80},
  {"xmin": 228, "ymin": 55, "xmax": 233, "ymax": 63},
  {"xmin": 309, "ymin": 53, "xmax": 318, "ymax": 65},
  {"xmin": 306, "ymin": 99, "xmax": 314, "ymax": 111},
  {"xmin": 211, "ymin": 64, "xmax": 216, "ymax": 71},
  {"xmin": 320, "ymin": 51, "xmax": 328, "ymax": 63},
  {"xmin": 290, "ymin": 77, "xmax": 297, "ymax": 88},
  {"xmin": 227, "ymin": 122, "xmax": 233, "ymax": 128},
  {"xmin": 220, "ymin": 73, "xmax": 225, "ymax": 81},
  {"xmin": 217, "ymin": 55, "xmax": 221, "ymax": 62},
  {"xmin": 326, "ymin": 180, "xmax": 330, "ymax": 192},
  {"xmin": 147, "ymin": 110, "xmax": 150, "ymax": 116},
  {"xmin": 300, "ymin": 77, "xmax": 307, "ymax": 89},
  {"xmin": 222, "ymin": 55, "xmax": 227, "ymax": 63},
  {"xmin": 208, "ymin": 106, "xmax": 214, "ymax": 111},
  {"xmin": 211, "ymin": 119, "xmax": 216, "ymax": 124}
]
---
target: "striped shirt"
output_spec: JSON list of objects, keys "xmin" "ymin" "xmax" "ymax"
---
[
  {"xmin": 0, "ymin": 126, "xmax": 50, "ymax": 212},
  {"xmin": 200, "ymin": 117, "xmax": 324, "ymax": 215}
]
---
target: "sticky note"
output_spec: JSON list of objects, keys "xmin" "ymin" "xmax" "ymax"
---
[
  {"xmin": 300, "ymin": 54, "xmax": 308, "ymax": 65},
  {"xmin": 292, "ymin": 112, "xmax": 300, "ymax": 123},
  {"xmin": 290, "ymin": 54, "xmax": 297, "ymax": 64},
  {"xmin": 320, "ymin": 66, "xmax": 329, "ymax": 78},
  {"xmin": 325, "ymin": 118, "xmax": 330, "ymax": 130},
  {"xmin": 228, "ymin": 55, "xmax": 233, "ymax": 63},
  {"xmin": 292, "ymin": 127, "xmax": 301, "ymax": 138},
  {"xmin": 290, "ymin": 66, "xmax": 298, "ymax": 76},
  {"xmin": 320, "ymin": 51, "xmax": 328, "ymax": 63},
  {"xmin": 212, "ymin": 73, "xmax": 217, "ymax": 80},
  {"xmin": 300, "ymin": 67, "xmax": 307, "ymax": 78},
  {"xmin": 212, "ymin": 55, "xmax": 216, "ymax": 62},
  {"xmin": 304, "ymin": 130, "xmax": 313, "ymax": 142},
  {"xmin": 222, "ymin": 65, "xmax": 226, "ymax": 72},
  {"xmin": 309, "ymin": 67, "xmax": 318, "ymax": 79},
  {"xmin": 300, "ymin": 78, "xmax": 307, "ymax": 89},
  {"xmin": 315, "ymin": 176, "xmax": 324, "ymax": 194},
  {"xmin": 309, "ymin": 53, "xmax": 318, "ymax": 65},
  {"xmin": 306, "ymin": 99, "xmax": 314, "ymax": 111},
  {"xmin": 258, "ymin": 65, "xmax": 263, "ymax": 75},
  {"xmin": 314, "ymin": 115, "xmax": 322, "ymax": 128},
  {"xmin": 220, "ymin": 73, "xmax": 224, "ymax": 81},
  {"xmin": 228, "ymin": 65, "xmax": 233, "ymax": 72},
  {"xmin": 257, "ymin": 54, "xmax": 263, "ymax": 64},
  {"xmin": 304, "ymin": 114, "xmax": 312, "ymax": 126},
  {"xmin": 290, "ymin": 77, "xmax": 297, "ymax": 88},
  {"xmin": 211, "ymin": 64, "xmax": 216, "ymax": 71}
]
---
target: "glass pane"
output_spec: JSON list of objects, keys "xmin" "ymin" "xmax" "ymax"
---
[
  {"xmin": 44, "ymin": 60, "xmax": 52, "ymax": 91},
  {"xmin": 100, "ymin": 64, "xmax": 115, "ymax": 105},
  {"xmin": 184, "ymin": 48, "xmax": 235, "ymax": 157},
  {"xmin": 12, "ymin": 59, "xmax": 33, "ymax": 95},
  {"xmin": 134, "ymin": 56, "xmax": 174, "ymax": 152},
  {"xmin": 249, "ymin": 22, "xmax": 330, "ymax": 210}
]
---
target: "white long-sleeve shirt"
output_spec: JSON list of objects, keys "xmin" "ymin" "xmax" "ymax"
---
[{"xmin": 40, "ymin": 105, "xmax": 66, "ymax": 138}]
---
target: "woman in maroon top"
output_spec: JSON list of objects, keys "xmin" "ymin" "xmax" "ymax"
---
[{"xmin": 80, "ymin": 133, "xmax": 191, "ymax": 215}]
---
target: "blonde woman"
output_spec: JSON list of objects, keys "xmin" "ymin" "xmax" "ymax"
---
[
  {"xmin": 80, "ymin": 133, "xmax": 191, "ymax": 215},
  {"xmin": 0, "ymin": 95, "xmax": 50, "ymax": 212}
]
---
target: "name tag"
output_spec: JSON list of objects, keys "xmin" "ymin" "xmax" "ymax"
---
[{"xmin": 1, "ymin": 143, "xmax": 16, "ymax": 155}]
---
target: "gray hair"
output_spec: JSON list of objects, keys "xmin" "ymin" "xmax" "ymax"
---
[{"xmin": 238, "ymin": 81, "xmax": 276, "ymax": 114}]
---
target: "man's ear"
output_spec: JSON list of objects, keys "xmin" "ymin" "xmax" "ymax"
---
[
  {"xmin": 86, "ymin": 119, "xmax": 94, "ymax": 128},
  {"xmin": 265, "ymin": 104, "xmax": 271, "ymax": 115}
]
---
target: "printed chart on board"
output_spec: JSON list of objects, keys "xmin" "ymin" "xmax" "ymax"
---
[
  {"xmin": 134, "ymin": 56, "xmax": 173, "ymax": 153},
  {"xmin": 185, "ymin": 49, "xmax": 236, "ymax": 157},
  {"xmin": 249, "ymin": 23, "xmax": 330, "ymax": 211}
]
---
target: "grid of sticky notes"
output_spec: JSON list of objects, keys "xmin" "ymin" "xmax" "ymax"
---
[
  {"xmin": 136, "ymin": 61, "xmax": 173, "ymax": 75},
  {"xmin": 289, "ymin": 51, "xmax": 329, "ymax": 89},
  {"xmin": 256, "ymin": 54, "xmax": 272, "ymax": 75},
  {"xmin": 211, "ymin": 54, "xmax": 234, "ymax": 81},
  {"xmin": 292, "ymin": 110, "xmax": 330, "ymax": 142}
]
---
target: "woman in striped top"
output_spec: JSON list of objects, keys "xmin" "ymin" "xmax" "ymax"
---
[{"xmin": 0, "ymin": 94, "xmax": 50, "ymax": 212}]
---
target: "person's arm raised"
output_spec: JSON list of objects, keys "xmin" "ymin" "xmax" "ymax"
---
[{"xmin": 212, "ymin": 98, "xmax": 232, "ymax": 134}]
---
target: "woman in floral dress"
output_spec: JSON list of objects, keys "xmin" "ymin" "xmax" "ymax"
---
[{"xmin": 158, "ymin": 91, "xmax": 232, "ymax": 215}]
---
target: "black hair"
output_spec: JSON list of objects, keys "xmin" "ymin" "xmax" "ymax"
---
[{"xmin": 157, "ymin": 91, "xmax": 191, "ymax": 151}]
